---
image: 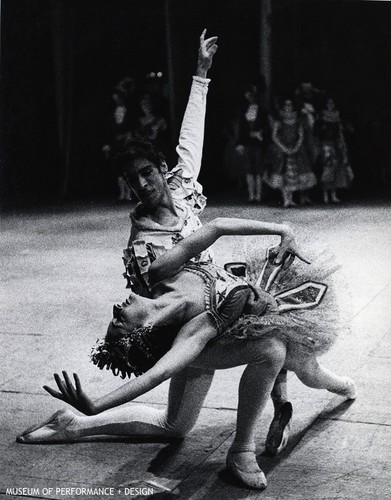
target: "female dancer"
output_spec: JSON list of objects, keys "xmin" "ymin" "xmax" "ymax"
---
[
  {"xmin": 265, "ymin": 98, "xmax": 317, "ymax": 207},
  {"xmin": 315, "ymin": 97, "xmax": 354, "ymax": 203},
  {"xmin": 17, "ymin": 218, "xmax": 357, "ymax": 490}
]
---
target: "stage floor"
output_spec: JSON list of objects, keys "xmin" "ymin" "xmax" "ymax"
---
[{"xmin": 1, "ymin": 200, "xmax": 391, "ymax": 499}]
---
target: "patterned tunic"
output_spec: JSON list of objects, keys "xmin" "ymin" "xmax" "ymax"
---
[{"xmin": 123, "ymin": 76, "xmax": 213, "ymax": 296}]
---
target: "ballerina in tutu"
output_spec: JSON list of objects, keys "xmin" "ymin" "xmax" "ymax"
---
[
  {"xmin": 17, "ymin": 218, "xmax": 356, "ymax": 490},
  {"xmin": 265, "ymin": 98, "xmax": 317, "ymax": 207}
]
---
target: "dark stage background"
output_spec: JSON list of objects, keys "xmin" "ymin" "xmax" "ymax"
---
[{"xmin": 1, "ymin": 0, "xmax": 390, "ymax": 207}]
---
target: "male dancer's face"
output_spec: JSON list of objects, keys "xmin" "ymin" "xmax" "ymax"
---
[{"xmin": 124, "ymin": 157, "xmax": 167, "ymax": 209}]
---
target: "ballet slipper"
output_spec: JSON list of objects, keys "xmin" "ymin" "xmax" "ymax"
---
[
  {"xmin": 16, "ymin": 409, "xmax": 76, "ymax": 444},
  {"xmin": 226, "ymin": 449, "xmax": 267, "ymax": 490},
  {"xmin": 265, "ymin": 401, "xmax": 292, "ymax": 456},
  {"xmin": 330, "ymin": 377, "xmax": 358, "ymax": 400}
]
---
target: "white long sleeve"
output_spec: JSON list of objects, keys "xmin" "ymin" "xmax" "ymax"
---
[{"xmin": 175, "ymin": 76, "xmax": 210, "ymax": 182}]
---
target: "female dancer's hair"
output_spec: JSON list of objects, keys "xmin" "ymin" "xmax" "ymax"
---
[{"xmin": 91, "ymin": 322, "xmax": 179, "ymax": 379}]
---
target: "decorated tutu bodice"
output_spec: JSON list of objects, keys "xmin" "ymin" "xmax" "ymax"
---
[
  {"xmin": 182, "ymin": 262, "xmax": 277, "ymax": 335},
  {"xmin": 92, "ymin": 246, "xmax": 342, "ymax": 379}
]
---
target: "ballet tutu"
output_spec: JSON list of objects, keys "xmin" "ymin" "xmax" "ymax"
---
[
  {"xmin": 91, "ymin": 242, "xmax": 349, "ymax": 377},
  {"xmin": 218, "ymin": 241, "xmax": 350, "ymax": 361}
]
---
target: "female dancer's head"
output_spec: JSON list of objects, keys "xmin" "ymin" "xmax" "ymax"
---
[
  {"xmin": 115, "ymin": 139, "xmax": 170, "ymax": 209},
  {"xmin": 91, "ymin": 294, "xmax": 178, "ymax": 378}
]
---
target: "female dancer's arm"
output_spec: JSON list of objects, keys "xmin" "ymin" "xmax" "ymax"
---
[
  {"xmin": 149, "ymin": 218, "xmax": 309, "ymax": 284},
  {"xmin": 44, "ymin": 312, "xmax": 216, "ymax": 415}
]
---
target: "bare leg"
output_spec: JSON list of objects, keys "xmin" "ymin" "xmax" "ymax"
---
[
  {"xmin": 323, "ymin": 188, "xmax": 329, "ymax": 204},
  {"xmin": 294, "ymin": 357, "xmax": 357, "ymax": 398}
]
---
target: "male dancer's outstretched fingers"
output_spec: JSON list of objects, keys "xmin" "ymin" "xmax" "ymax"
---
[{"xmin": 198, "ymin": 29, "xmax": 218, "ymax": 70}]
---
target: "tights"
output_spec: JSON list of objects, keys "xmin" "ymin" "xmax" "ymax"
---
[
  {"xmin": 40, "ymin": 339, "xmax": 350, "ymax": 451},
  {"xmin": 67, "ymin": 338, "xmax": 286, "ymax": 451}
]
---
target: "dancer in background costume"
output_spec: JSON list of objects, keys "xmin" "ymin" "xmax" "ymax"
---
[
  {"xmin": 315, "ymin": 97, "xmax": 354, "ymax": 203},
  {"xmin": 265, "ymin": 99, "xmax": 317, "ymax": 208},
  {"xmin": 236, "ymin": 85, "xmax": 269, "ymax": 204}
]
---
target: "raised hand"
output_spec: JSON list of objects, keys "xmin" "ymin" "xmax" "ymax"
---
[
  {"xmin": 196, "ymin": 29, "xmax": 218, "ymax": 77},
  {"xmin": 275, "ymin": 227, "xmax": 310, "ymax": 266},
  {"xmin": 43, "ymin": 371, "xmax": 98, "ymax": 415}
]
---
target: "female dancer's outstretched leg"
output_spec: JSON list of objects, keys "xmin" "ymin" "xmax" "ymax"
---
[
  {"xmin": 17, "ymin": 337, "xmax": 285, "ymax": 448},
  {"xmin": 17, "ymin": 367, "xmax": 215, "ymax": 442},
  {"xmin": 293, "ymin": 357, "xmax": 357, "ymax": 399}
]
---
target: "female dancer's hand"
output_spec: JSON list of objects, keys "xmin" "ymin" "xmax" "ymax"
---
[
  {"xmin": 196, "ymin": 29, "xmax": 218, "ymax": 78},
  {"xmin": 43, "ymin": 371, "xmax": 98, "ymax": 416},
  {"xmin": 275, "ymin": 227, "xmax": 310, "ymax": 266}
]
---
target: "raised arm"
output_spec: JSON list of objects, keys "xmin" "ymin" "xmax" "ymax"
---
[
  {"xmin": 44, "ymin": 312, "xmax": 216, "ymax": 415},
  {"xmin": 149, "ymin": 218, "xmax": 309, "ymax": 283},
  {"xmin": 175, "ymin": 29, "xmax": 218, "ymax": 182}
]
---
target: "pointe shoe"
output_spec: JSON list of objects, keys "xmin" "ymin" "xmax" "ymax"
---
[
  {"xmin": 16, "ymin": 409, "xmax": 76, "ymax": 444},
  {"xmin": 226, "ymin": 449, "xmax": 267, "ymax": 490},
  {"xmin": 265, "ymin": 401, "xmax": 292, "ymax": 456},
  {"xmin": 331, "ymin": 377, "xmax": 358, "ymax": 400}
]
